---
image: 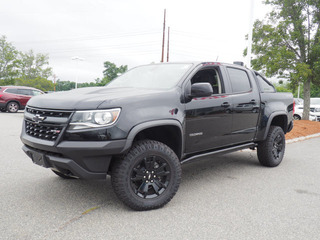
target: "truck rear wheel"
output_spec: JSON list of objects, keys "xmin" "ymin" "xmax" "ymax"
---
[
  {"xmin": 111, "ymin": 140, "xmax": 181, "ymax": 211},
  {"xmin": 257, "ymin": 126, "xmax": 285, "ymax": 167}
]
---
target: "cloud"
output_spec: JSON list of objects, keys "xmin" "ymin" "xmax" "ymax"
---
[{"xmin": 1, "ymin": 0, "xmax": 270, "ymax": 83}]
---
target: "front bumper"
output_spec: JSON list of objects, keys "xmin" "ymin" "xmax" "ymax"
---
[{"xmin": 21, "ymin": 131, "xmax": 127, "ymax": 179}]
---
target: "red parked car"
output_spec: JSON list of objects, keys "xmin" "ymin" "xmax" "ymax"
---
[{"xmin": 0, "ymin": 86, "xmax": 43, "ymax": 113}]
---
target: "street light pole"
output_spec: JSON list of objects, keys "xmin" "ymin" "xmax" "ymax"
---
[{"xmin": 71, "ymin": 56, "xmax": 84, "ymax": 89}]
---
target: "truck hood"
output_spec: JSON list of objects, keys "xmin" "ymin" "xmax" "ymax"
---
[{"xmin": 27, "ymin": 87, "xmax": 167, "ymax": 110}]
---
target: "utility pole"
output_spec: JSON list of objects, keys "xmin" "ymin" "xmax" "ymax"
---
[
  {"xmin": 167, "ymin": 27, "xmax": 170, "ymax": 62},
  {"xmin": 161, "ymin": 9, "xmax": 166, "ymax": 62}
]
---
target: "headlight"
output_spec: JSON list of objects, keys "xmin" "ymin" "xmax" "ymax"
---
[{"xmin": 68, "ymin": 108, "xmax": 121, "ymax": 130}]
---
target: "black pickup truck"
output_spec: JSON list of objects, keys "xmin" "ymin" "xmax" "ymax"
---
[{"xmin": 21, "ymin": 62, "xmax": 294, "ymax": 210}]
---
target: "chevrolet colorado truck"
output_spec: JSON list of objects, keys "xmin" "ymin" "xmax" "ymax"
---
[{"xmin": 21, "ymin": 62, "xmax": 294, "ymax": 210}]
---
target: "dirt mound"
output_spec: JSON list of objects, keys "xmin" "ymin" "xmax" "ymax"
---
[{"xmin": 286, "ymin": 120, "xmax": 320, "ymax": 140}]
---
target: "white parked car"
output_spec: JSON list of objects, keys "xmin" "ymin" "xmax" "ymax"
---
[
  {"xmin": 293, "ymin": 106, "xmax": 316, "ymax": 121},
  {"xmin": 310, "ymin": 106, "xmax": 320, "ymax": 122},
  {"xmin": 294, "ymin": 97, "xmax": 320, "ymax": 121}
]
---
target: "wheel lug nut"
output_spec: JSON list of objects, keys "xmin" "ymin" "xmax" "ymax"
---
[
  {"xmin": 146, "ymin": 180, "xmax": 149, "ymax": 183},
  {"xmin": 151, "ymin": 180, "xmax": 154, "ymax": 183}
]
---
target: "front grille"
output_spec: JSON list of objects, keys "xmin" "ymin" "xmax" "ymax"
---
[
  {"xmin": 25, "ymin": 120, "xmax": 63, "ymax": 141},
  {"xmin": 24, "ymin": 107, "xmax": 73, "ymax": 141},
  {"xmin": 26, "ymin": 107, "xmax": 72, "ymax": 118}
]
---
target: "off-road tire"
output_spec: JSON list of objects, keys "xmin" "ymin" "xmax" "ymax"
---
[
  {"xmin": 111, "ymin": 140, "xmax": 181, "ymax": 211},
  {"xmin": 257, "ymin": 126, "xmax": 286, "ymax": 167}
]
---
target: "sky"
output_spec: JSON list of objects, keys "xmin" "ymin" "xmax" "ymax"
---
[{"xmin": 1, "ymin": 0, "xmax": 271, "ymax": 84}]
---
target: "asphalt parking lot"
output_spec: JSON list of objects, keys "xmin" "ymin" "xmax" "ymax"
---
[{"xmin": 1, "ymin": 112, "xmax": 320, "ymax": 240}]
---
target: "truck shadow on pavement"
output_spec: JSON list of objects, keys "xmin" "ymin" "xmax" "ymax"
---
[{"xmin": 27, "ymin": 150, "xmax": 262, "ymax": 211}]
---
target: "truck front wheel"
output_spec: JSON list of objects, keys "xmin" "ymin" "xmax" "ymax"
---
[
  {"xmin": 257, "ymin": 126, "xmax": 286, "ymax": 167},
  {"xmin": 111, "ymin": 140, "xmax": 181, "ymax": 211}
]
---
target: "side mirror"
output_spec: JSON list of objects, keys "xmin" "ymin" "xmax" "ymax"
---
[{"xmin": 190, "ymin": 83, "xmax": 213, "ymax": 98}]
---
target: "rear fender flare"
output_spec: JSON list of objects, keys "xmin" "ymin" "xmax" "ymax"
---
[{"xmin": 263, "ymin": 111, "xmax": 288, "ymax": 140}]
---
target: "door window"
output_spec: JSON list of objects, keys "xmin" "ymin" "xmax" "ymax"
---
[
  {"xmin": 5, "ymin": 88, "xmax": 18, "ymax": 94},
  {"xmin": 31, "ymin": 90, "xmax": 42, "ymax": 96},
  {"xmin": 191, "ymin": 68, "xmax": 223, "ymax": 94},
  {"xmin": 18, "ymin": 89, "xmax": 32, "ymax": 96},
  {"xmin": 227, "ymin": 68, "xmax": 251, "ymax": 93}
]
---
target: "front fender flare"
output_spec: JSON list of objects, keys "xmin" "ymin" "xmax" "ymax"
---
[{"xmin": 120, "ymin": 119, "xmax": 184, "ymax": 155}]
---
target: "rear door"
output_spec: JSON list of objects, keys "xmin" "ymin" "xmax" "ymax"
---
[
  {"xmin": 17, "ymin": 89, "xmax": 33, "ymax": 107},
  {"xmin": 225, "ymin": 67, "xmax": 261, "ymax": 144}
]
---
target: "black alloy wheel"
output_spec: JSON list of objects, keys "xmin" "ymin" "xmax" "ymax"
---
[
  {"xmin": 272, "ymin": 134, "xmax": 284, "ymax": 161},
  {"xmin": 130, "ymin": 155, "xmax": 170, "ymax": 199},
  {"xmin": 257, "ymin": 126, "xmax": 286, "ymax": 167},
  {"xmin": 111, "ymin": 140, "xmax": 181, "ymax": 211}
]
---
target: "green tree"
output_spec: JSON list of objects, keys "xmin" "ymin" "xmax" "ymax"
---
[
  {"xmin": 55, "ymin": 80, "xmax": 75, "ymax": 91},
  {"xmin": 245, "ymin": 0, "xmax": 320, "ymax": 119},
  {"xmin": 102, "ymin": 61, "xmax": 128, "ymax": 84},
  {"xmin": 0, "ymin": 35, "xmax": 19, "ymax": 83},
  {"xmin": 78, "ymin": 81, "xmax": 97, "ymax": 88},
  {"xmin": 274, "ymin": 82, "xmax": 291, "ymax": 93},
  {"xmin": 310, "ymin": 83, "xmax": 320, "ymax": 97},
  {"xmin": 15, "ymin": 77, "xmax": 54, "ymax": 92},
  {"xmin": 17, "ymin": 50, "xmax": 52, "ymax": 80}
]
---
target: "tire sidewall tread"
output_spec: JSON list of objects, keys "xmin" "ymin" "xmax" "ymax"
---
[
  {"xmin": 257, "ymin": 126, "xmax": 286, "ymax": 167},
  {"xmin": 111, "ymin": 140, "xmax": 181, "ymax": 211}
]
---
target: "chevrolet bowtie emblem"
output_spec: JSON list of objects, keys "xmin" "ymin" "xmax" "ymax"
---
[{"xmin": 32, "ymin": 114, "xmax": 46, "ymax": 123}]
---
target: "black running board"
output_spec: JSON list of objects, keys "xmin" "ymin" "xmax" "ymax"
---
[{"xmin": 181, "ymin": 143, "xmax": 256, "ymax": 165}]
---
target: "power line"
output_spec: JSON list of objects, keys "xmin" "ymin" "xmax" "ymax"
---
[{"xmin": 15, "ymin": 29, "xmax": 162, "ymax": 44}]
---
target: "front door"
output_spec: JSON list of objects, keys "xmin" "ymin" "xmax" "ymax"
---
[{"xmin": 184, "ymin": 67, "xmax": 233, "ymax": 154}]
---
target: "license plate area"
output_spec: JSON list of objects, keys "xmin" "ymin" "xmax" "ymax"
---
[{"xmin": 31, "ymin": 151, "xmax": 49, "ymax": 168}]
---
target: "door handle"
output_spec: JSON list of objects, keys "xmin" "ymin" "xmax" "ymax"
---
[
  {"xmin": 221, "ymin": 102, "xmax": 230, "ymax": 108},
  {"xmin": 250, "ymin": 99, "xmax": 256, "ymax": 104}
]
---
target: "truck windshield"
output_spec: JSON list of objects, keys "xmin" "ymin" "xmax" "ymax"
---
[{"xmin": 106, "ymin": 63, "xmax": 192, "ymax": 90}]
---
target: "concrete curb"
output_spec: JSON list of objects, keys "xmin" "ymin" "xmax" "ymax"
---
[
  {"xmin": 239, "ymin": 133, "xmax": 320, "ymax": 152},
  {"xmin": 286, "ymin": 132, "xmax": 320, "ymax": 143}
]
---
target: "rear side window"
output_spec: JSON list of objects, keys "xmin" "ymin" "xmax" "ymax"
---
[
  {"xmin": 5, "ymin": 88, "xmax": 18, "ymax": 94},
  {"xmin": 256, "ymin": 74, "xmax": 275, "ymax": 93},
  {"xmin": 227, "ymin": 67, "xmax": 251, "ymax": 93},
  {"xmin": 31, "ymin": 90, "xmax": 42, "ymax": 96},
  {"xmin": 18, "ymin": 89, "xmax": 32, "ymax": 96}
]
